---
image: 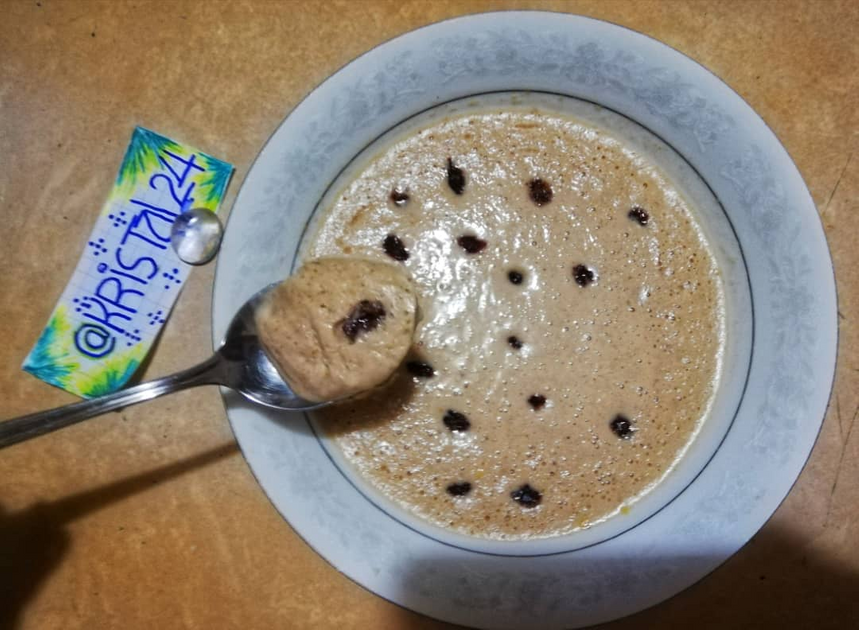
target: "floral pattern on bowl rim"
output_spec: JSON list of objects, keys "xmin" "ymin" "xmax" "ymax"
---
[{"xmin": 212, "ymin": 12, "xmax": 837, "ymax": 629}]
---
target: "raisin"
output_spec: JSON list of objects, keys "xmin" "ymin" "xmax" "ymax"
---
[
  {"xmin": 573, "ymin": 264, "xmax": 595, "ymax": 286},
  {"xmin": 528, "ymin": 178, "xmax": 553, "ymax": 206},
  {"xmin": 446, "ymin": 481, "xmax": 472, "ymax": 496},
  {"xmin": 339, "ymin": 300, "xmax": 386, "ymax": 342},
  {"xmin": 457, "ymin": 235, "xmax": 487, "ymax": 254},
  {"xmin": 610, "ymin": 414, "xmax": 634, "ymax": 439},
  {"xmin": 383, "ymin": 234, "xmax": 409, "ymax": 261},
  {"xmin": 447, "ymin": 157, "xmax": 466, "ymax": 195},
  {"xmin": 443, "ymin": 409, "xmax": 470, "ymax": 432},
  {"xmin": 628, "ymin": 206, "xmax": 649, "ymax": 225},
  {"xmin": 508, "ymin": 270, "xmax": 524, "ymax": 285},
  {"xmin": 390, "ymin": 188, "xmax": 410, "ymax": 207},
  {"xmin": 528, "ymin": 394, "xmax": 546, "ymax": 409},
  {"xmin": 511, "ymin": 483, "xmax": 542, "ymax": 508},
  {"xmin": 406, "ymin": 361, "xmax": 435, "ymax": 378},
  {"xmin": 507, "ymin": 335, "xmax": 523, "ymax": 350}
]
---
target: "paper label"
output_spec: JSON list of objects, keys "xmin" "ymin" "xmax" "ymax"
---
[{"xmin": 23, "ymin": 127, "xmax": 233, "ymax": 398}]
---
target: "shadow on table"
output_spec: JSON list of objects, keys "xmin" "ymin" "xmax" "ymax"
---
[
  {"xmin": 202, "ymin": 396, "xmax": 859, "ymax": 628},
  {"xmin": 613, "ymin": 524, "xmax": 859, "ymax": 629},
  {"xmin": 384, "ymin": 525, "xmax": 859, "ymax": 629},
  {"xmin": 0, "ymin": 442, "xmax": 237, "ymax": 630},
  {"xmin": 4, "ymin": 437, "xmax": 859, "ymax": 630}
]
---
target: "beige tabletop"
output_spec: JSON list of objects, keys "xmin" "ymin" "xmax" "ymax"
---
[{"xmin": 1, "ymin": 1, "xmax": 858, "ymax": 628}]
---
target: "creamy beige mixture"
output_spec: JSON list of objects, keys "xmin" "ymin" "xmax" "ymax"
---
[
  {"xmin": 257, "ymin": 257, "xmax": 418, "ymax": 402},
  {"xmin": 307, "ymin": 108, "xmax": 724, "ymax": 539}
]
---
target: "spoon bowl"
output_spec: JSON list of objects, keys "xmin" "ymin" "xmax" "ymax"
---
[{"xmin": 215, "ymin": 283, "xmax": 326, "ymax": 410}]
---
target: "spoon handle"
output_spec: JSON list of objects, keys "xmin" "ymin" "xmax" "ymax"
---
[{"xmin": 0, "ymin": 354, "xmax": 225, "ymax": 450}]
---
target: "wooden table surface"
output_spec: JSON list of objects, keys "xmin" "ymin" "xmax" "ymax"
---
[{"xmin": 2, "ymin": 1, "xmax": 858, "ymax": 628}]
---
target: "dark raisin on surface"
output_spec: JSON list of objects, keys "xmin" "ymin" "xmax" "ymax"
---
[
  {"xmin": 528, "ymin": 394, "xmax": 547, "ymax": 409},
  {"xmin": 446, "ymin": 157, "xmax": 466, "ymax": 195},
  {"xmin": 610, "ymin": 414, "xmax": 634, "ymax": 439},
  {"xmin": 340, "ymin": 300, "xmax": 386, "ymax": 342},
  {"xmin": 443, "ymin": 409, "xmax": 471, "ymax": 432},
  {"xmin": 446, "ymin": 481, "xmax": 472, "ymax": 496},
  {"xmin": 457, "ymin": 235, "xmax": 487, "ymax": 254},
  {"xmin": 406, "ymin": 361, "xmax": 435, "ymax": 378},
  {"xmin": 511, "ymin": 483, "xmax": 542, "ymax": 508},
  {"xmin": 628, "ymin": 205, "xmax": 649, "ymax": 225},
  {"xmin": 573, "ymin": 264, "xmax": 595, "ymax": 287},
  {"xmin": 383, "ymin": 234, "xmax": 409, "ymax": 261},
  {"xmin": 507, "ymin": 335, "xmax": 523, "ymax": 350},
  {"xmin": 390, "ymin": 188, "xmax": 410, "ymax": 207},
  {"xmin": 508, "ymin": 270, "xmax": 524, "ymax": 285},
  {"xmin": 528, "ymin": 178, "xmax": 553, "ymax": 206}
]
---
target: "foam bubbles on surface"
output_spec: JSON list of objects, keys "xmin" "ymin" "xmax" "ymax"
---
[{"xmin": 309, "ymin": 108, "xmax": 725, "ymax": 540}]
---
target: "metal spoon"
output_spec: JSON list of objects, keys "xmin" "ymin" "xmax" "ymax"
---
[{"xmin": 0, "ymin": 284, "xmax": 322, "ymax": 450}]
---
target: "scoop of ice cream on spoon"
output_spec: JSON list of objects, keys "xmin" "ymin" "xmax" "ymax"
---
[{"xmin": 256, "ymin": 257, "xmax": 419, "ymax": 402}]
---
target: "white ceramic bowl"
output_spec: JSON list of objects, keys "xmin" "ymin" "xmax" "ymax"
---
[{"xmin": 212, "ymin": 12, "xmax": 837, "ymax": 628}]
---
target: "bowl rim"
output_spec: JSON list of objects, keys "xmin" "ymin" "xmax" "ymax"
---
[
  {"xmin": 298, "ymin": 88, "xmax": 757, "ymax": 557},
  {"xmin": 212, "ymin": 10, "xmax": 838, "ymax": 629}
]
